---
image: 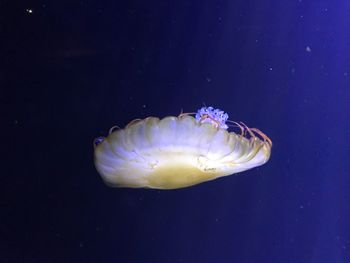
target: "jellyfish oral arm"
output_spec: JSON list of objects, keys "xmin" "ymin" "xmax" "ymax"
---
[{"xmin": 195, "ymin": 107, "xmax": 229, "ymax": 129}]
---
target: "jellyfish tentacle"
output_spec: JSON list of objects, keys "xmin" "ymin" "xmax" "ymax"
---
[
  {"xmin": 109, "ymin": 125, "xmax": 121, "ymax": 134},
  {"xmin": 178, "ymin": 112, "xmax": 196, "ymax": 118},
  {"xmin": 227, "ymin": 120, "xmax": 245, "ymax": 136},
  {"xmin": 126, "ymin": 118, "xmax": 142, "ymax": 128},
  {"xmin": 239, "ymin": 122, "xmax": 255, "ymax": 139},
  {"xmin": 250, "ymin": 128, "xmax": 273, "ymax": 146}
]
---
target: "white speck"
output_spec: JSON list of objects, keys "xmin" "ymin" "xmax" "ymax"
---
[
  {"xmin": 344, "ymin": 72, "xmax": 348, "ymax": 76},
  {"xmin": 26, "ymin": 9, "xmax": 33, "ymax": 14},
  {"xmin": 269, "ymin": 67, "xmax": 273, "ymax": 71},
  {"xmin": 305, "ymin": 46, "xmax": 311, "ymax": 52},
  {"xmin": 206, "ymin": 77, "xmax": 211, "ymax": 82},
  {"xmin": 142, "ymin": 104, "xmax": 146, "ymax": 108},
  {"xmin": 300, "ymin": 205, "xmax": 304, "ymax": 209},
  {"xmin": 300, "ymin": 15, "xmax": 304, "ymax": 18},
  {"xmin": 324, "ymin": 8, "xmax": 328, "ymax": 12}
]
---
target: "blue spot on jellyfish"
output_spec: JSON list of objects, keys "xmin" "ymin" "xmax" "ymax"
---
[{"xmin": 94, "ymin": 107, "xmax": 272, "ymax": 189}]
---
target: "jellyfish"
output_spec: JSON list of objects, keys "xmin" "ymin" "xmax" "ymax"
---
[{"xmin": 93, "ymin": 107, "xmax": 272, "ymax": 189}]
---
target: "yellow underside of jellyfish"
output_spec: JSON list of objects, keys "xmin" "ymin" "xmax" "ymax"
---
[{"xmin": 94, "ymin": 107, "xmax": 272, "ymax": 189}]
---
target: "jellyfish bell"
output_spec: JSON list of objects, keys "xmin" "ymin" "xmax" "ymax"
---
[{"xmin": 93, "ymin": 107, "xmax": 272, "ymax": 190}]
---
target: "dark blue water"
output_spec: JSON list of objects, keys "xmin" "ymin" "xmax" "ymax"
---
[{"xmin": 2, "ymin": 1, "xmax": 350, "ymax": 262}]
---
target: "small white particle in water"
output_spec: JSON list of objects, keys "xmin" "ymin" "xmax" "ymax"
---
[
  {"xmin": 206, "ymin": 77, "xmax": 211, "ymax": 82},
  {"xmin": 142, "ymin": 104, "xmax": 146, "ymax": 108},
  {"xmin": 300, "ymin": 205, "xmax": 304, "ymax": 209},
  {"xmin": 344, "ymin": 72, "xmax": 348, "ymax": 76},
  {"xmin": 26, "ymin": 9, "xmax": 33, "ymax": 14},
  {"xmin": 269, "ymin": 67, "xmax": 273, "ymax": 71},
  {"xmin": 306, "ymin": 46, "xmax": 311, "ymax": 52}
]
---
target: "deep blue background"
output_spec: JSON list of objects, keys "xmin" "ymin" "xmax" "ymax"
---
[{"xmin": 2, "ymin": 1, "xmax": 350, "ymax": 262}]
